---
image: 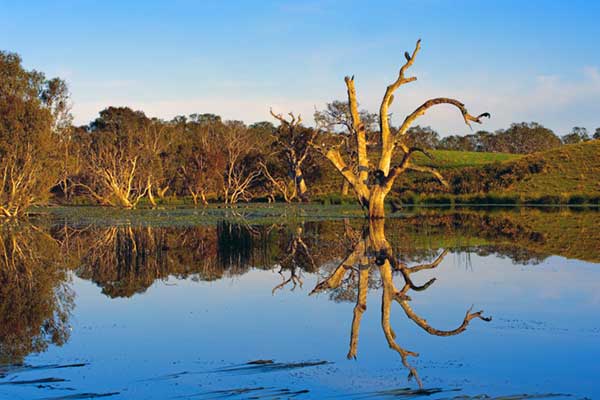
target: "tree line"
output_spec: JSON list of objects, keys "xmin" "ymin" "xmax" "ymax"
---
[
  {"xmin": 1, "ymin": 49, "xmax": 599, "ymax": 216},
  {"xmin": 407, "ymin": 123, "xmax": 599, "ymax": 152}
]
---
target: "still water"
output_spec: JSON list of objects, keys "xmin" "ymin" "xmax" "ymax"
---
[{"xmin": 0, "ymin": 207, "xmax": 599, "ymax": 399}]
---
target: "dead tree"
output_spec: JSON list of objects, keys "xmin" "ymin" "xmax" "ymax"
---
[
  {"xmin": 268, "ymin": 110, "xmax": 317, "ymax": 202},
  {"xmin": 315, "ymin": 40, "xmax": 489, "ymax": 218},
  {"xmin": 78, "ymin": 147, "xmax": 149, "ymax": 209},
  {"xmin": 221, "ymin": 124, "xmax": 261, "ymax": 205},
  {"xmin": 260, "ymin": 161, "xmax": 297, "ymax": 203},
  {"xmin": 314, "ymin": 100, "xmax": 378, "ymax": 196}
]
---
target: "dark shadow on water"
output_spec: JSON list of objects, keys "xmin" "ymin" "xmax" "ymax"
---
[
  {"xmin": 39, "ymin": 393, "xmax": 120, "ymax": 400},
  {"xmin": 174, "ymin": 386, "xmax": 310, "ymax": 399},
  {"xmin": 210, "ymin": 359, "xmax": 331, "ymax": 375}
]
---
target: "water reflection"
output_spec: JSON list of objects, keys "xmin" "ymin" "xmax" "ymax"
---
[
  {"xmin": 0, "ymin": 208, "xmax": 599, "ymax": 397},
  {"xmin": 0, "ymin": 223, "xmax": 73, "ymax": 365},
  {"xmin": 311, "ymin": 220, "xmax": 491, "ymax": 387}
]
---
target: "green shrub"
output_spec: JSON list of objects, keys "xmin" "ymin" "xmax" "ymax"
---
[{"xmin": 422, "ymin": 195, "xmax": 453, "ymax": 206}]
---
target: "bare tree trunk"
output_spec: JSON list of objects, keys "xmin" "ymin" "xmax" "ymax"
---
[
  {"xmin": 157, "ymin": 186, "xmax": 169, "ymax": 199},
  {"xmin": 191, "ymin": 192, "xmax": 199, "ymax": 207},
  {"xmin": 63, "ymin": 142, "xmax": 70, "ymax": 201},
  {"xmin": 147, "ymin": 182, "xmax": 158, "ymax": 208},
  {"xmin": 312, "ymin": 39, "xmax": 488, "ymax": 219},
  {"xmin": 368, "ymin": 187, "xmax": 386, "ymax": 219},
  {"xmin": 341, "ymin": 180, "xmax": 349, "ymax": 196},
  {"xmin": 347, "ymin": 260, "xmax": 369, "ymax": 359},
  {"xmin": 295, "ymin": 166, "xmax": 308, "ymax": 201}
]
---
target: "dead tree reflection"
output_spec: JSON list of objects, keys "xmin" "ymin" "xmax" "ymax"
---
[
  {"xmin": 272, "ymin": 226, "xmax": 316, "ymax": 294},
  {"xmin": 311, "ymin": 219, "xmax": 490, "ymax": 388}
]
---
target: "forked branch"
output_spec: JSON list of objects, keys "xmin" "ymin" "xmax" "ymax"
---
[
  {"xmin": 310, "ymin": 238, "xmax": 367, "ymax": 295},
  {"xmin": 378, "ymin": 39, "xmax": 422, "ymax": 173},
  {"xmin": 269, "ymin": 108, "xmax": 302, "ymax": 127}
]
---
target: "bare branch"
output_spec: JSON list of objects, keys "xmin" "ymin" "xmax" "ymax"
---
[
  {"xmin": 399, "ymin": 98, "xmax": 490, "ymax": 135},
  {"xmin": 406, "ymin": 165, "xmax": 449, "ymax": 188},
  {"xmin": 270, "ymin": 108, "xmax": 302, "ymax": 127},
  {"xmin": 344, "ymin": 77, "xmax": 369, "ymax": 184},
  {"xmin": 310, "ymin": 238, "xmax": 367, "ymax": 295},
  {"xmin": 408, "ymin": 249, "xmax": 449, "ymax": 273},
  {"xmin": 378, "ymin": 39, "xmax": 422, "ymax": 174},
  {"xmin": 399, "ymin": 301, "xmax": 492, "ymax": 337}
]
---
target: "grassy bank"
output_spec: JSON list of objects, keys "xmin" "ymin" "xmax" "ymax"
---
[{"xmin": 390, "ymin": 140, "xmax": 600, "ymax": 203}]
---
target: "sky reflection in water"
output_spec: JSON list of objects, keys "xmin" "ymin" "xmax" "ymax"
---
[{"xmin": 0, "ymin": 209, "xmax": 599, "ymax": 399}]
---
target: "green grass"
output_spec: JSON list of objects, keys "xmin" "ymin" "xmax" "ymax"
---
[
  {"xmin": 510, "ymin": 140, "xmax": 600, "ymax": 196},
  {"xmin": 412, "ymin": 149, "xmax": 521, "ymax": 169},
  {"xmin": 394, "ymin": 140, "xmax": 600, "ymax": 202},
  {"xmin": 315, "ymin": 147, "xmax": 523, "ymax": 193}
]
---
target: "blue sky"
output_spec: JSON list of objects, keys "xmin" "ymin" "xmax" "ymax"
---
[{"xmin": 2, "ymin": 0, "xmax": 599, "ymax": 135}]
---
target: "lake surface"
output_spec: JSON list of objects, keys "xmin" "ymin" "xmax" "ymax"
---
[{"xmin": 1, "ymin": 206, "xmax": 599, "ymax": 399}]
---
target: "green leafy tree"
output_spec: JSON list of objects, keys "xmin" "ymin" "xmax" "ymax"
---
[
  {"xmin": 438, "ymin": 135, "xmax": 477, "ymax": 151},
  {"xmin": 562, "ymin": 126, "xmax": 590, "ymax": 144},
  {"xmin": 404, "ymin": 126, "xmax": 440, "ymax": 149},
  {"xmin": 493, "ymin": 122, "xmax": 561, "ymax": 153},
  {"xmin": 0, "ymin": 51, "xmax": 66, "ymax": 217},
  {"xmin": 174, "ymin": 114, "xmax": 226, "ymax": 205},
  {"xmin": 77, "ymin": 107, "xmax": 159, "ymax": 208}
]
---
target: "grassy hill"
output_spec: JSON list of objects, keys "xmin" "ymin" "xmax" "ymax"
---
[
  {"xmin": 315, "ymin": 140, "xmax": 600, "ymax": 205},
  {"xmin": 314, "ymin": 147, "xmax": 521, "ymax": 196},
  {"xmin": 509, "ymin": 140, "xmax": 600, "ymax": 196},
  {"xmin": 412, "ymin": 149, "xmax": 521, "ymax": 169},
  {"xmin": 402, "ymin": 140, "xmax": 600, "ymax": 204}
]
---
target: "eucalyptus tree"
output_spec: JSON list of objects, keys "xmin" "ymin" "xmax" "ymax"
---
[
  {"xmin": 175, "ymin": 114, "xmax": 226, "ymax": 206},
  {"xmin": 315, "ymin": 40, "xmax": 489, "ymax": 218},
  {"xmin": 314, "ymin": 100, "xmax": 378, "ymax": 195},
  {"xmin": 562, "ymin": 126, "xmax": 591, "ymax": 144},
  {"xmin": 219, "ymin": 121, "xmax": 262, "ymax": 204},
  {"xmin": 77, "ymin": 107, "xmax": 176, "ymax": 208},
  {"xmin": 266, "ymin": 110, "xmax": 317, "ymax": 202},
  {"xmin": 0, "ymin": 51, "xmax": 66, "ymax": 217}
]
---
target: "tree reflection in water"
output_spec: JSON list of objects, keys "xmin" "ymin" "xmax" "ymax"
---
[
  {"xmin": 0, "ymin": 222, "xmax": 74, "ymax": 364},
  {"xmin": 311, "ymin": 219, "xmax": 491, "ymax": 388},
  {"xmin": 272, "ymin": 225, "xmax": 317, "ymax": 294},
  {"xmin": 2, "ymin": 208, "xmax": 599, "ymax": 387}
]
